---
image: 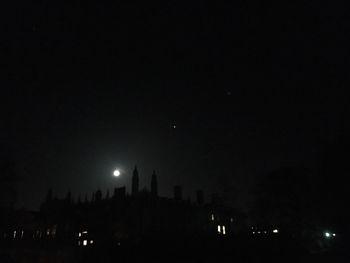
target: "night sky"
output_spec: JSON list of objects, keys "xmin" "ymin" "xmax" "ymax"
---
[{"xmin": 1, "ymin": 1, "xmax": 349, "ymax": 210}]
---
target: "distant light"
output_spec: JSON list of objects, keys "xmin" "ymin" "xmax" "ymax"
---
[
  {"xmin": 211, "ymin": 214, "xmax": 215, "ymax": 221},
  {"xmin": 217, "ymin": 225, "xmax": 221, "ymax": 234},
  {"xmin": 332, "ymin": 233, "xmax": 336, "ymax": 237},
  {"xmin": 325, "ymin": 232, "xmax": 331, "ymax": 238},
  {"xmin": 52, "ymin": 226, "xmax": 56, "ymax": 236},
  {"xmin": 252, "ymin": 232, "xmax": 255, "ymax": 234},
  {"xmin": 223, "ymin": 226, "xmax": 226, "ymax": 235},
  {"xmin": 83, "ymin": 240, "xmax": 88, "ymax": 246},
  {"xmin": 90, "ymin": 240, "xmax": 94, "ymax": 244},
  {"xmin": 273, "ymin": 229, "xmax": 279, "ymax": 233},
  {"xmin": 257, "ymin": 231, "xmax": 261, "ymax": 234},
  {"xmin": 230, "ymin": 218, "xmax": 233, "ymax": 223},
  {"xmin": 113, "ymin": 170, "xmax": 121, "ymax": 177},
  {"xmin": 21, "ymin": 230, "xmax": 24, "ymax": 238},
  {"xmin": 264, "ymin": 231, "xmax": 267, "ymax": 234},
  {"xmin": 173, "ymin": 125, "xmax": 177, "ymax": 129}
]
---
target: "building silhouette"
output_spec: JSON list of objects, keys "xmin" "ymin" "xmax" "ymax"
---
[{"xmin": 0, "ymin": 167, "xmax": 240, "ymax": 248}]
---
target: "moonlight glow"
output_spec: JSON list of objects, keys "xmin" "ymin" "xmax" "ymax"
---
[{"xmin": 113, "ymin": 170, "xmax": 121, "ymax": 177}]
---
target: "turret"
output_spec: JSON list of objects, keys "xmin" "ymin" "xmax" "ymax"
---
[
  {"xmin": 132, "ymin": 166, "xmax": 139, "ymax": 195},
  {"xmin": 151, "ymin": 170, "xmax": 158, "ymax": 197}
]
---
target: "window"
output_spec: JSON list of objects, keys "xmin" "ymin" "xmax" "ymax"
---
[
  {"xmin": 83, "ymin": 240, "xmax": 88, "ymax": 246},
  {"xmin": 217, "ymin": 225, "xmax": 221, "ymax": 234},
  {"xmin": 222, "ymin": 226, "xmax": 226, "ymax": 235}
]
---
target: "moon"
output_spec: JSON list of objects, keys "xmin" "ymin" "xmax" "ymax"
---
[{"xmin": 113, "ymin": 169, "xmax": 121, "ymax": 177}]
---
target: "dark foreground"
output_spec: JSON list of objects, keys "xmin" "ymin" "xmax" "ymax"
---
[{"xmin": 1, "ymin": 235, "xmax": 348, "ymax": 263}]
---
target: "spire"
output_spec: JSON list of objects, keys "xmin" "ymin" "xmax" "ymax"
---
[
  {"xmin": 95, "ymin": 189, "xmax": 102, "ymax": 202},
  {"xmin": 65, "ymin": 190, "xmax": 72, "ymax": 204},
  {"xmin": 151, "ymin": 170, "xmax": 158, "ymax": 197},
  {"xmin": 77, "ymin": 194, "xmax": 82, "ymax": 204},
  {"xmin": 132, "ymin": 166, "xmax": 139, "ymax": 195}
]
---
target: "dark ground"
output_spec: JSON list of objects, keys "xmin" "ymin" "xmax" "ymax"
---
[{"xmin": 1, "ymin": 235, "xmax": 348, "ymax": 263}]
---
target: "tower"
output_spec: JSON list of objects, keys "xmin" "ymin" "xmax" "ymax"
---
[
  {"xmin": 151, "ymin": 170, "xmax": 158, "ymax": 197},
  {"xmin": 132, "ymin": 166, "xmax": 139, "ymax": 195}
]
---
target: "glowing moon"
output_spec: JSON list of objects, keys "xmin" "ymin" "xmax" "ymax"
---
[{"xmin": 113, "ymin": 169, "xmax": 121, "ymax": 177}]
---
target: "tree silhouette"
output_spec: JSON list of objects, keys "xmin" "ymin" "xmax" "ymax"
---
[{"xmin": 253, "ymin": 166, "xmax": 320, "ymax": 235}]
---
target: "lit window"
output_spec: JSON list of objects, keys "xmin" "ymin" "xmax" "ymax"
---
[
  {"xmin": 257, "ymin": 231, "xmax": 261, "ymax": 234},
  {"xmin": 47, "ymin": 229, "xmax": 50, "ymax": 236},
  {"xmin": 211, "ymin": 214, "xmax": 215, "ymax": 221},
  {"xmin": 332, "ymin": 233, "xmax": 336, "ymax": 237},
  {"xmin": 90, "ymin": 240, "xmax": 94, "ymax": 244},
  {"xmin": 21, "ymin": 230, "xmax": 24, "ymax": 238},
  {"xmin": 252, "ymin": 232, "xmax": 255, "ymax": 234},
  {"xmin": 273, "ymin": 229, "xmax": 279, "ymax": 233},
  {"xmin": 13, "ymin": 231, "xmax": 17, "ymax": 239},
  {"xmin": 230, "ymin": 218, "xmax": 233, "ymax": 223},
  {"xmin": 325, "ymin": 232, "xmax": 331, "ymax": 238},
  {"xmin": 222, "ymin": 226, "xmax": 226, "ymax": 235},
  {"xmin": 217, "ymin": 225, "xmax": 221, "ymax": 234},
  {"xmin": 82, "ymin": 231, "xmax": 88, "ymax": 234},
  {"xmin": 78, "ymin": 232, "xmax": 82, "ymax": 237},
  {"xmin": 52, "ymin": 226, "xmax": 57, "ymax": 236},
  {"xmin": 78, "ymin": 240, "xmax": 81, "ymax": 246},
  {"xmin": 83, "ymin": 240, "xmax": 88, "ymax": 246}
]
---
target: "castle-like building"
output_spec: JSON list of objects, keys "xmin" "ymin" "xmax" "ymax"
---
[{"xmin": 1, "ymin": 167, "xmax": 242, "ymax": 248}]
